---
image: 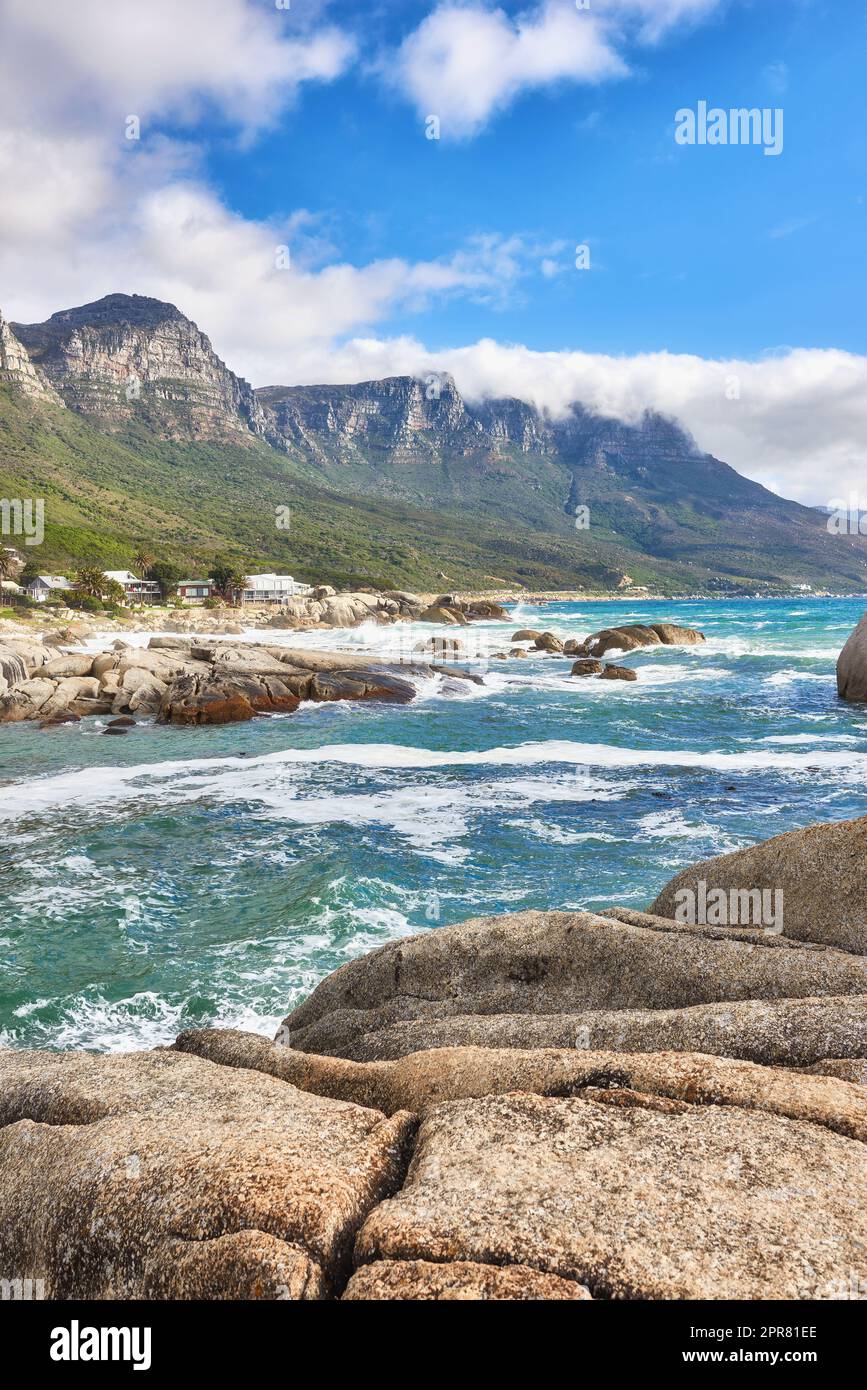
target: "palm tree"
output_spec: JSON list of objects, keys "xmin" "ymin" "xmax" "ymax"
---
[
  {"xmin": 133, "ymin": 550, "xmax": 154, "ymax": 577},
  {"xmin": 74, "ymin": 566, "xmax": 107, "ymax": 597},
  {"xmin": 0, "ymin": 550, "xmax": 20, "ymax": 598},
  {"xmin": 0, "ymin": 550, "xmax": 18, "ymax": 583}
]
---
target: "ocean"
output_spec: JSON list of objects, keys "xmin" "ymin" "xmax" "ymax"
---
[{"xmin": 2, "ymin": 595, "xmax": 866, "ymax": 1052}]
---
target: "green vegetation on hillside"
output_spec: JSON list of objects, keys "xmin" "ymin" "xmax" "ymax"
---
[{"xmin": 0, "ymin": 387, "xmax": 721, "ymax": 593}]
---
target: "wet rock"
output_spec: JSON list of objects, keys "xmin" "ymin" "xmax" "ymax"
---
[
  {"xmin": 38, "ymin": 711, "xmax": 81, "ymax": 729},
  {"xmin": 511, "ymin": 629, "xmax": 541, "ymax": 642},
  {"xmin": 575, "ymin": 623, "xmax": 704, "ymax": 658},
  {"xmin": 414, "ymin": 637, "xmax": 464, "ymax": 657},
  {"xmin": 836, "ymin": 613, "xmax": 867, "ymax": 702},
  {"xmin": 309, "ymin": 670, "xmax": 417, "ymax": 705},
  {"xmin": 600, "ymin": 663, "xmax": 637, "ymax": 681},
  {"xmin": 532, "ymin": 632, "xmax": 564, "ymax": 653},
  {"xmin": 419, "ymin": 605, "xmax": 467, "ymax": 625},
  {"xmin": 158, "ymin": 674, "xmax": 259, "ymax": 725},
  {"xmin": 649, "ymin": 623, "xmax": 706, "ymax": 645},
  {"xmin": 571, "ymin": 658, "xmax": 603, "ymax": 676}
]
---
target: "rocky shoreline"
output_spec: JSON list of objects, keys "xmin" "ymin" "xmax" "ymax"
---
[
  {"xmin": 0, "ymin": 587, "xmax": 507, "ymax": 726},
  {"xmin": 0, "ymin": 609, "xmax": 712, "ymax": 727},
  {"xmin": 2, "ymin": 815, "xmax": 867, "ymax": 1300}
]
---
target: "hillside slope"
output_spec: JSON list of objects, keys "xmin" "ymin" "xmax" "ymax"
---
[{"xmin": 1, "ymin": 293, "xmax": 864, "ymax": 594}]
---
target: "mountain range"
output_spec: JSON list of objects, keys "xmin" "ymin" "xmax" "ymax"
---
[{"xmin": 2, "ymin": 292, "xmax": 865, "ymax": 594}]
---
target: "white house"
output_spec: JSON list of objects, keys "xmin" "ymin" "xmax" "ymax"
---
[
  {"xmin": 26, "ymin": 575, "xmax": 73, "ymax": 603},
  {"xmin": 239, "ymin": 574, "xmax": 311, "ymax": 604},
  {"xmin": 103, "ymin": 570, "xmax": 161, "ymax": 603}
]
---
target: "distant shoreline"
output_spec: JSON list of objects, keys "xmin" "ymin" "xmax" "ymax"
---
[{"xmin": 444, "ymin": 589, "xmax": 867, "ymax": 605}]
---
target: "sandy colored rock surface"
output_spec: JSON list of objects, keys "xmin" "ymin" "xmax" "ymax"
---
[
  {"xmin": 0, "ymin": 1048, "xmax": 413, "ymax": 1299},
  {"xmin": 354, "ymin": 1090, "xmax": 867, "ymax": 1300},
  {"xmin": 804, "ymin": 1058, "xmax": 867, "ymax": 1085},
  {"xmin": 279, "ymin": 909, "xmax": 867, "ymax": 1059},
  {"xmin": 303, "ymin": 993, "xmax": 867, "ymax": 1067},
  {"xmin": 650, "ymin": 814, "xmax": 867, "ymax": 954},
  {"xmin": 343, "ymin": 1259, "xmax": 591, "ymax": 1300},
  {"xmin": 176, "ymin": 1028, "xmax": 867, "ymax": 1142}
]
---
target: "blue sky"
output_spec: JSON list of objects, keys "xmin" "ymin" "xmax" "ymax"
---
[
  {"xmin": 201, "ymin": 0, "xmax": 866, "ymax": 360},
  {"xmin": 0, "ymin": 0, "xmax": 865, "ymax": 501}
]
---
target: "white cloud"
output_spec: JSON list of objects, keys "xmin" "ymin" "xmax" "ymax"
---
[
  {"xmin": 0, "ymin": 0, "xmax": 356, "ymax": 132},
  {"xmin": 598, "ymin": 0, "xmax": 728, "ymax": 44},
  {"xmin": 387, "ymin": 0, "xmax": 729, "ymax": 138},
  {"xmin": 387, "ymin": 2, "xmax": 626, "ymax": 138}
]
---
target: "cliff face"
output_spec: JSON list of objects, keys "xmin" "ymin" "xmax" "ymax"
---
[
  {"xmin": 256, "ymin": 374, "xmax": 782, "ymax": 522},
  {"xmin": 11, "ymin": 295, "xmax": 264, "ymax": 441},
  {"xmin": 3, "ymin": 290, "xmax": 860, "ymax": 592},
  {"xmin": 257, "ymin": 375, "xmax": 488, "ymax": 465},
  {"xmin": 0, "ymin": 310, "xmax": 64, "ymax": 406}
]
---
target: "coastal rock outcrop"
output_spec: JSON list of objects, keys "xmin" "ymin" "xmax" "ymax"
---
[
  {"xmin": 277, "ymin": 907, "xmax": 867, "ymax": 1062},
  {"xmin": 0, "ymin": 1048, "xmax": 413, "ymax": 1300},
  {"xmin": 0, "ymin": 635, "xmax": 473, "ymax": 725},
  {"xmin": 650, "ymin": 814, "xmax": 867, "ymax": 954},
  {"xmin": 177, "ymin": 1027, "xmax": 867, "ymax": 1139},
  {"xmin": 836, "ymin": 613, "xmax": 867, "ymax": 702},
  {"xmin": 352, "ymin": 1088, "xmax": 867, "ymax": 1300},
  {"xmin": 575, "ymin": 623, "xmax": 705, "ymax": 658},
  {"xmin": 3, "ymin": 1024, "xmax": 865, "ymax": 1301}
]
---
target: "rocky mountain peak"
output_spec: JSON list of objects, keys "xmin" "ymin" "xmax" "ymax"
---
[{"xmin": 11, "ymin": 294, "xmax": 263, "ymax": 442}]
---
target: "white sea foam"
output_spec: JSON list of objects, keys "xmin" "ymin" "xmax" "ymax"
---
[{"xmin": 3, "ymin": 738, "xmax": 863, "ymax": 829}]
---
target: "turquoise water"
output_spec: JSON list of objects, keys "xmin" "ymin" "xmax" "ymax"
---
[{"xmin": 2, "ymin": 596, "xmax": 867, "ymax": 1051}]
